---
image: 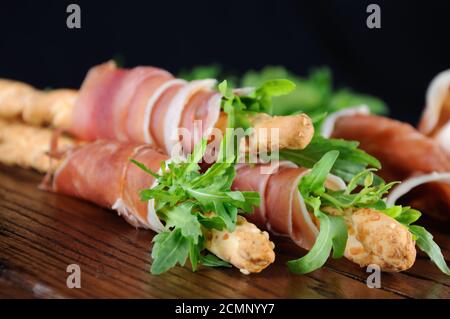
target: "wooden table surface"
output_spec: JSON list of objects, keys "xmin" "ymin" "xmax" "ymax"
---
[{"xmin": 0, "ymin": 164, "xmax": 449, "ymax": 299}]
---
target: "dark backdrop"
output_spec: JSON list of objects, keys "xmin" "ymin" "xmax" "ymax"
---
[{"xmin": 0, "ymin": 0, "xmax": 449, "ymax": 124}]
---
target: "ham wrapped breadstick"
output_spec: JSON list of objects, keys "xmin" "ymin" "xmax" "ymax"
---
[
  {"xmin": 0, "ymin": 121, "xmax": 418, "ymax": 273},
  {"xmin": 332, "ymin": 114, "xmax": 450, "ymax": 219},
  {"xmin": 0, "ymin": 61, "xmax": 314, "ymax": 155},
  {"xmin": 44, "ymin": 140, "xmax": 276, "ymax": 274},
  {"xmin": 233, "ymin": 162, "xmax": 416, "ymax": 272}
]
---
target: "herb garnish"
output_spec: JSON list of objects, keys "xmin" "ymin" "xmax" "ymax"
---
[
  {"xmin": 287, "ymin": 151, "xmax": 450, "ymax": 275},
  {"xmin": 132, "ymin": 139, "xmax": 260, "ymax": 274}
]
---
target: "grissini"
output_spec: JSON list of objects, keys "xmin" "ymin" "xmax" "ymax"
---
[
  {"xmin": 0, "ymin": 61, "xmax": 314, "ymax": 155},
  {"xmin": 0, "ymin": 120, "xmax": 417, "ymax": 272},
  {"xmin": 44, "ymin": 139, "xmax": 276, "ymax": 274}
]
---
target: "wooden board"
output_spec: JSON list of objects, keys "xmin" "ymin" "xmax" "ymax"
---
[{"xmin": 0, "ymin": 164, "xmax": 449, "ymax": 299}]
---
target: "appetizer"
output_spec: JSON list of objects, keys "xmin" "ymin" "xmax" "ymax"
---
[
  {"xmin": 0, "ymin": 62, "xmax": 448, "ymax": 277},
  {"xmin": 0, "ymin": 61, "xmax": 314, "ymax": 155},
  {"xmin": 44, "ymin": 139, "xmax": 275, "ymax": 274},
  {"xmin": 0, "ymin": 116, "xmax": 447, "ymax": 275}
]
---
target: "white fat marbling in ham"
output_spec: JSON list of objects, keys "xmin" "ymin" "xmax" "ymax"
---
[
  {"xmin": 70, "ymin": 61, "xmax": 173, "ymax": 143},
  {"xmin": 435, "ymin": 122, "xmax": 450, "ymax": 154},
  {"xmin": 143, "ymin": 79, "xmax": 186, "ymax": 144},
  {"xmin": 420, "ymin": 69, "xmax": 450, "ymax": 134},
  {"xmin": 320, "ymin": 105, "xmax": 370, "ymax": 138},
  {"xmin": 387, "ymin": 172, "xmax": 450, "ymax": 207},
  {"xmin": 162, "ymin": 79, "xmax": 216, "ymax": 154}
]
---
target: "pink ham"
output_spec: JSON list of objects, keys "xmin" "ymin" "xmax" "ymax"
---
[
  {"xmin": 51, "ymin": 140, "xmax": 167, "ymax": 229},
  {"xmin": 233, "ymin": 162, "xmax": 345, "ymax": 250},
  {"xmin": 125, "ymin": 72, "xmax": 174, "ymax": 143},
  {"xmin": 70, "ymin": 61, "xmax": 173, "ymax": 143},
  {"xmin": 332, "ymin": 114, "xmax": 450, "ymax": 219},
  {"xmin": 149, "ymin": 81, "xmax": 186, "ymax": 149},
  {"xmin": 162, "ymin": 79, "xmax": 216, "ymax": 154},
  {"xmin": 70, "ymin": 61, "xmax": 124, "ymax": 140},
  {"xmin": 70, "ymin": 62, "xmax": 222, "ymax": 155},
  {"xmin": 179, "ymin": 90, "xmax": 222, "ymax": 154}
]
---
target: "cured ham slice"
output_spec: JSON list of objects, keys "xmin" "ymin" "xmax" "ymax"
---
[
  {"xmin": 419, "ymin": 69, "xmax": 450, "ymax": 153},
  {"xmin": 320, "ymin": 105, "xmax": 370, "ymax": 138},
  {"xmin": 162, "ymin": 79, "xmax": 217, "ymax": 154},
  {"xmin": 179, "ymin": 90, "xmax": 222, "ymax": 155},
  {"xmin": 332, "ymin": 114, "xmax": 450, "ymax": 219},
  {"xmin": 332, "ymin": 114, "xmax": 450, "ymax": 181},
  {"xmin": 68, "ymin": 61, "xmax": 221, "ymax": 156},
  {"xmin": 50, "ymin": 140, "xmax": 167, "ymax": 229},
  {"xmin": 70, "ymin": 61, "xmax": 172, "ymax": 143},
  {"xmin": 233, "ymin": 162, "xmax": 346, "ymax": 250}
]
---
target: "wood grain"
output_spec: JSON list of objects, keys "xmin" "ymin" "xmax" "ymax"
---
[{"xmin": 0, "ymin": 165, "xmax": 449, "ymax": 298}]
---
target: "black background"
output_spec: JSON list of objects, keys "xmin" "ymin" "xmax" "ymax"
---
[{"xmin": 0, "ymin": 0, "xmax": 449, "ymax": 124}]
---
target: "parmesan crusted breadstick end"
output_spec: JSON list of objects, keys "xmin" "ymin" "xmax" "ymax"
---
[
  {"xmin": 0, "ymin": 79, "xmax": 77, "ymax": 129},
  {"xmin": 205, "ymin": 216, "xmax": 275, "ymax": 274},
  {"xmin": 344, "ymin": 208, "xmax": 416, "ymax": 272}
]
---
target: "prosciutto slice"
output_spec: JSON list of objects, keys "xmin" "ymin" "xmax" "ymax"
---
[
  {"xmin": 418, "ymin": 69, "xmax": 450, "ymax": 153},
  {"xmin": 70, "ymin": 61, "xmax": 169, "ymax": 142},
  {"xmin": 69, "ymin": 61, "xmax": 221, "ymax": 156},
  {"xmin": 233, "ymin": 162, "xmax": 346, "ymax": 250},
  {"xmin": 332, "ymin": 114, "xmax": 450, "ymax": 219},
  {"xmin": 51, "ymin": 140, "xmax": 168, "ymax": 229}
]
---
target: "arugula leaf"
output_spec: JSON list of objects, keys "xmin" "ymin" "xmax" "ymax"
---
[
  {"xmin": 130, "ymin": 159, "xmax": 160, "ymax": 179},
  {"xmin": 132, "ymin": 138, "xmax": 260, "ymax": 275},
  {"xmin": 151, "ymin": 229, "xmax": 190, "ymax": 275},
  {"xmin": 200, "ymin": 254, "xmax": 232, "ymax": 268},
  {"xmin": 240, "ymin": 66, "xmax": 387, "ymax": 116},
  {"xmin": 219, "ymin": 78, "xmax": 296, "ymax": 130},
  {"xmin": 257, "ymin": 79, "xmax": 296, "ymax": 96},
  {"xmin": 178, "ymin": 64, "xmax": 223, "ymax": 81},
  {"xmin": 164, "ymin": 202, "xmax": 202, "ymax": 244},
  {"xmin": 180, "ymin": 64, "xmax": 388, "ymax": 116},
  {"xmin": 281, "ymin": 136, "xmax": 381, "ymax": 182},
  {"xmin": 189, "ymin": 240, "xmax": 200, "ymax": 272},
  {"xmin": 383, "ymin": 206, "xmax": 421, "ymax": 226},
  {"xmin": 290, "ymin": 150, "xmax": 449, "ymax": 276},
  {"xmin": 409, "ymin": 226, "xmax": 450, "ymax": 276},
  {"xmin": 299, "ymin": 150, "xmax": 339, "ymax": 196},
  {"xmin": 396, "ymin": 208, "xmax": 421, "ymax": 226},
  {"xmin": 288, "ymin": 211, "xmax": 347, "ymax": 274},
  {"xmin": 286, "ymin": 151, "xmax": 348, "ymax": 274},
  {"xmin": 329, "ymin": 89, "xmax": 388, "ymax": 115}
]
